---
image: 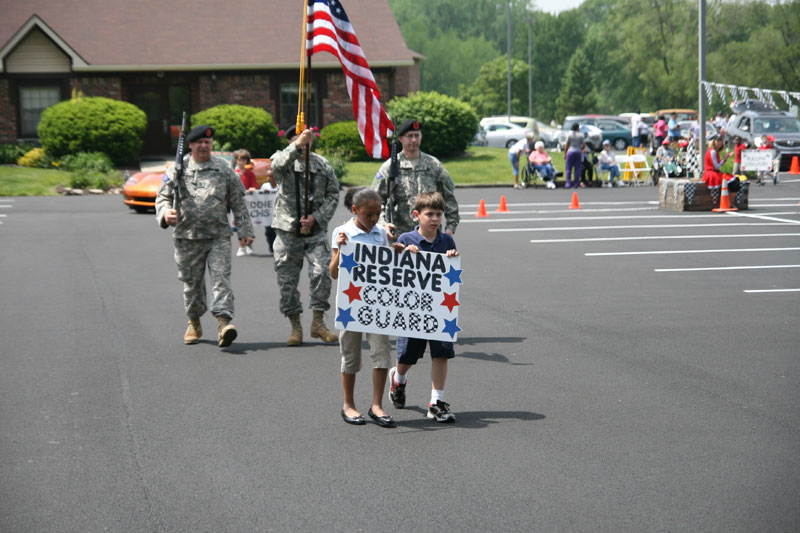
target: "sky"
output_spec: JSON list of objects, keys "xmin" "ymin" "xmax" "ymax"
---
[{"xmin": 536, "ymin": 0, "xmax": 585, "ymax": 14}]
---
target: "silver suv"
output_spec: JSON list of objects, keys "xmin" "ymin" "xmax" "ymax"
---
[{"xmin": 726, "ymin": 100, "xmax": 800, "ymax": 171}]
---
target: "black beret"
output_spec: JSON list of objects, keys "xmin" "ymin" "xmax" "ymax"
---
[
  {"xmin": 396, "ymin": 119, "xmax": 421, "ymax": 137},
  {"xmin": 186, "ymin": 125, "xmax": 214, "ymax": 142}
]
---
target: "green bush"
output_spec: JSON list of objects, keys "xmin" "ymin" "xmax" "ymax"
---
[
  {"xmin": 59, "ymin": 152, "xmax": 114, "ymax": 173},
  {"xmin": 322, "ymin": 148, "xmax": 349, "ymax": 183},
  {"xmin": 192, "ymin": 105, "xmax": 280, "ymax": 158},
  {"xmin": 38, "ymin": 97, "xmax": 146, "ymax": 164},
  {"xmin": 68, "ymin": 169, "xmax": 121, "ymax": 191},
  {"xmin": 387, "ymin": 91, "xmax": 479, "ymax": 159},
  {"xmin": 317, "ymin": 121, "xmax": 369, "ymax": 161},
  {"xmin": 0, "ymin": 143, "xmax": 35, "ymax": 164}
]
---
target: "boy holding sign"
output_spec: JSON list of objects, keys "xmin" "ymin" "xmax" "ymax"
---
[
  {"xmin": 330, "ymin": 188, "xmax": 407, "ymax": 427},
  {"xmin": 390, "ymin": 192, "xmax": 460, "ymax": 423}
]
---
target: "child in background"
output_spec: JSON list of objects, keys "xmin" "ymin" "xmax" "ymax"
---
[
  {"xmin": 389, "ymin": 191, "xmax": 460, "ymax": 423},
  {"xmin": 758, "ymin": 135, "xmax": 778, "ymax": 186},
  {"xmin": 234, "ymin": 149, "xmax": 257, "ymax": 256},
  {"xmin": 732, "ymin": 136, "xmax": 746, "ymax": 177},
  {"xmin": 329, "ymin": 187, "xmax": 406, "ymax": 427}
]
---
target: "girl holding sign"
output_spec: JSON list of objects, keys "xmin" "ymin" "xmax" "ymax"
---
[{"xmin": 329, "ymin": 188, "xmax": 406, "ymax": 427}]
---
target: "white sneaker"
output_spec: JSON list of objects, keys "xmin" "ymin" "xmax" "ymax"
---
[
  {"xmin": 245, "ymin": 246, "xmax": 253, "ymax": 255},
  {"xmin": 236, "ymin": 247, "xmax": 247, "ymax": 257}
]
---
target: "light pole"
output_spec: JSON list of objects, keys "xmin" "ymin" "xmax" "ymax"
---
[
  {"xmin": 506, "ymin": 0, "xmax": 512, "ymax": 119},
  {"xmin": 527, "ymin": 17, "xmax": 533, "ymax": 118}
]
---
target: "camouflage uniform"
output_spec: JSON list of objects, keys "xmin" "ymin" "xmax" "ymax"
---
[
  {"xmin": 270, "ymin": 141, "xmax": 340, "ymax": 317},
  {"xmin": 156, "ymin": 154, "xmax": 253, "ymax": 319},
  {"xmin": 371, "ymin": 152, "xmax": 460, "ymax": 236}
]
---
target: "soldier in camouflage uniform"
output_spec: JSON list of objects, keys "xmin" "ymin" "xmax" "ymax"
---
[
  {"xmin": 155, "ymin": 125, "xmax": 254, "ymax": 348},
  {"xmin": 269, "ymin": 128, "xmax": 340, "ymax": 346},
  {"xmin": 371, "ymin": 119, "xmax": 460, "ymax": 239}
]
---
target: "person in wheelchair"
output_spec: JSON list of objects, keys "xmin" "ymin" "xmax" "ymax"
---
[
  {"xmin": 654, "ymin": 138, "xmax": 682, "ymax": 180},
  {"xmin": 527, "ymin": 141, "xmax": 557, "ymax": 189}
]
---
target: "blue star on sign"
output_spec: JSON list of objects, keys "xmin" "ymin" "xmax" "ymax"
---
[
  {"xmin": 442, "ymin": 318, "xmax": 461, "ymax": 339},
  {"xmin": 336, "ymin": 306, "xmax": 355, "ymax": 328},
  {"xmin": 444, "ymin": 265, "xmax": 463, "ymax": 286},
  {"xmin": 339, "ymin": 252, "xmax": 359, "ymax": 274}
]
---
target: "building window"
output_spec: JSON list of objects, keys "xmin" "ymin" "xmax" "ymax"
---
[
  {"xmin": 19, "ymin": 86, "xmax": 61, "ymax": 137},
  {"xmin": 280, "ymin": 83, "xmax": 318, "ymax": 131}
]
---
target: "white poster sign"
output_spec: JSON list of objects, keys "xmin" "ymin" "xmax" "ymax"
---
[
  {"xmin": 334, "ymin": 241, "xmax": 462, "ymax": 342},
  {"xmin": 244, "ymin": 190, "xmax": 275, "ymax": 227},
  {"xmin": 741, "ymin": 149, "xmax": 774, "ymax": 171}
]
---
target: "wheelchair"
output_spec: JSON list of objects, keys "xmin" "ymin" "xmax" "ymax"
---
[{"xmin": 520, "ymin": 162, "xmax": 560, "ymax": 188}]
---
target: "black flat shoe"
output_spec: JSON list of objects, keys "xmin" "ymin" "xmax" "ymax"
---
[
  {"xmin": 341, "ymin": 409, "xmax": 365, "ymax": 425},
  {"xmin": 368, "ymin": 408, "xmax": 396, "ymax": 428}
]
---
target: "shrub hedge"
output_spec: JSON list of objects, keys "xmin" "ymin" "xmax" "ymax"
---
[
  {"xmin": 192, "ymin": 105, "xmax": 280, "ymax": 157},
  {"xmin": 317, "ymin": 121, "xmax": 370, "ymax": 162},
  {"xmin": 38, "ymin": 97, "xmax": 146, "ymax": 164},
  {"xmin": 387, "ymin": 91, "xmax": 479, "ymax": 159},
  {"xmin": 0, "ymin": 143, "xmax": 35, "ymax": 164}
]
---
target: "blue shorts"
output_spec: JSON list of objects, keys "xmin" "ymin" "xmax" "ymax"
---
[{"xmin": 396, "ymin": 336, "xmax": 455, "ymax": 365}]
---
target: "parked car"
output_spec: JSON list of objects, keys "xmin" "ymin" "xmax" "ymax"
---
[
  {"xmin": 557, "ymin": 123, "xmax": 603, "ymax": 152},
  {"xmin": 480, "ymin": 115, "xmax": 541, "ymax": 142},
  {"xmin": 678, "ymin": 121, "xmax": 717, "ymax": 142},
  {"xmin": 535, "ymin": 120, "xmax": 561, "ymax": 148},
  {"xmin": 656, "ymin": 108, "xmax": 697, "ymax": 122},
  {"xmin": 725, "ymin": 100, "xmax": 800, "ymax": 172},
  {"xmin": 561, "ymin": 115, "xmax": 630, "ymax": 150},
  {"xmin": 123, "ymin": 157, "xmax": 271, "ymax": 212},
  {"xmin": 475, "ymin": 121, "xmax": 531, "ymax": 148}
]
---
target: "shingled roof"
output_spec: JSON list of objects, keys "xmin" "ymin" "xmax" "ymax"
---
[{"xmin": 0, "ymin": 0, "xmax": 416, "ymax": 72}]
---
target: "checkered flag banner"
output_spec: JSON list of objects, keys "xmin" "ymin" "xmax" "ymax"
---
[
  {"xmin": 715, "ymin": 83, "xmax": 727, "ymax": 104},
  {"xmin": 738, "ymin": 87, "xmax": 748, "ymax": 100},
  {"xmin": 765, "ymin": 91, "xmax": 776, "ymax": 107},
  {"xmin": 779, "ymin": 91, "xmax": 791, "ymax": 106},
  {"xmin": 703, "ymin": 82, "xmax": 714, "ymax": 105},
  {"xmin": 728, "ymin": 85, "xmax": 738, "ymax": 102},
  {"xmin": 754, "ymin": 88, "xmax": 765, "ymax": 104}
]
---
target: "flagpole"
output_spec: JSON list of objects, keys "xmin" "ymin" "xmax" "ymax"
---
[{"xmin": 296, "ymin": 0, "xmax": 309, "ymax": 135}]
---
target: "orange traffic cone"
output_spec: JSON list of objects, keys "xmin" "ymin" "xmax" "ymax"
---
[
  {"xmin": 712, "ymin": 178, "xmax": 738, "ymax": 212},
  {"xmin": 568, "ymin": 192, "xmax": 581, "ymax": 210},
  {"xmin": 789, "ymin": 156, "xmax": 800, "ymax": 175},
  {"xmin": 496, "ymin": 195, "xmax": 510, "ymax": 213},
  {"xmin": 475, "ymin": 199, "xmax": 489, "ymax": 218}
]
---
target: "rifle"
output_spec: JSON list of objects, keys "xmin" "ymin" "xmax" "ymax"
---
[
  {"xmin": 386, "ymin": 132, "xmax": 399, "ymax": 226},
  {"xmin": 172, "ymin": 112, "xmax": 188, "ymax": 213}
]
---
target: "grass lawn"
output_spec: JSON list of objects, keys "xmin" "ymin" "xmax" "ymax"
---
[
  {"xmin": 341, "ymin": 146, "xmax": 568, "ymax": 187},
  {"xmin": 0, "ymin": 166, "xmax": 70, "ymax": 196}
]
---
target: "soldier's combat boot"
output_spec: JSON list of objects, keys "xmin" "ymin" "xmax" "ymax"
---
[
  {"xmin": 217, "ymin": 316, "xmax": 237, "ymax": 348},
  {"xmin": 287, "ymin": 314, "xmax": 303, "ymax": 346},
  {"xmin": 184, "ymin": 317, "xmax": 202, "ymax": 345},
  {"xmin": 310, "ymin": 310, "xmax": 338, "ymax": 343}
]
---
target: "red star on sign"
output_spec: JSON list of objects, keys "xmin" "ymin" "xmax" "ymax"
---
[
  {"xmin": 343, "ymin": 282, "xmax": 363, "ymax": 304},
  {"xmin": 440, "ymin": 292, "xmax": 459, "ymax": 313}
]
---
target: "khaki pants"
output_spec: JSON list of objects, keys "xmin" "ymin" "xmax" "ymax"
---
[{"xmin": 339, "ymin": 330, "xmax": 391, "ymax": 374}]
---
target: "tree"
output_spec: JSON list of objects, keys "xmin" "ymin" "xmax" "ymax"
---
[
  {"xmin": 459, "ymin": 56, "xmax": 529, "ymax": 117},
  {"xmin": 555, "ymin": 49, "xmax": 597, "ymax": 121}
]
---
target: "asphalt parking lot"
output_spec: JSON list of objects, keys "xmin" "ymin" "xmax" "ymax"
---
[{"xmin": 1, "ymin": 176, "xmax": 798, "ymax": 532}]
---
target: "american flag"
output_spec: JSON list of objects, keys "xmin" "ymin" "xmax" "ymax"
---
[{"xmin": 307, "ymin": 0, "xmax": 394, "ymax": 159}]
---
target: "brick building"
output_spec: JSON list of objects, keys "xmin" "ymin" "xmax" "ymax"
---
[{"xmin": 0, "ymin": 0, "xmax": 420, "ymax": 154}]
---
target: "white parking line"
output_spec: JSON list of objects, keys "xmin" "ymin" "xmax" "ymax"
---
[
  {"xmin": 726, "ymin": 211, "xmax": 800, "ymax": 225},
  {"xmin": 529, "ymin": 233, "xmax": 800, "ymax": 244},
  {"xmin": 586, "ymin": 247, "xmax": 800, "ymax": 256},
  {"xmin": 460, "ymin": 200, "xmax": 659, "ymax": 208},
  {"xmin": 492, "ymin": 222, "xmax": 789, "ymax": 233},
  {"xmin": 655, "ymin": 264, "xmax": 800, "ymax": 273},
  {"xmin": 744, "ymin": 288, "xmax": 800, "ymax": 293},
  {"xmin": 463, "ymin": 211, "xmax": 800, "ymax": 224},
  {"xmin": 463, "ymin": 206, "xmax": 660, "ymax": 217}
]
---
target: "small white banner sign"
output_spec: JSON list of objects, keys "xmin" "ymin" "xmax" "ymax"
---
[
  {"xmin": 334, "ymin": 241, "xmax": 462, "ymax": 342},
  {"xmin": 244, "ymin": 190, "xmax": 276, "ymax": 227},
  {"xmin": 741, "ymin": 149, "xmax": 774, "ymax": 171}
]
